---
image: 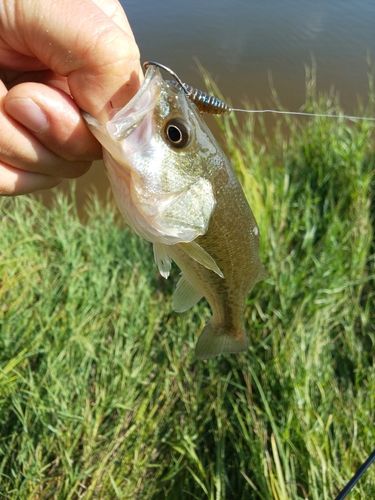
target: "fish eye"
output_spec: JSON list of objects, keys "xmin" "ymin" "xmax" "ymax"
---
[{"xmin": 163, "ymin": 118, "xmax": 191, "ymax": 149}]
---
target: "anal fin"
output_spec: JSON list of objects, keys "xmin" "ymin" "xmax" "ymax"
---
[{"xmin": 173, "ymin": 275, "xmax": 203, "ymax": 312}]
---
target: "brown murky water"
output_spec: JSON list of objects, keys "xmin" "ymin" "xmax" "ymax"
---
[{"xmin": 38, "ymin": 0, "xmax": 375, "ymax": 210}]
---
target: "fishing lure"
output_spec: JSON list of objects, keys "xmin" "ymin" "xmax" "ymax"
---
[
  {"xmin": 144, "ymin": 61, "xmax": 231, "ymax": 115},
  {"xmin": 143, "ymin": 61, "xmax": 375, "ymax": 122},
  {"xmin": 166, "ymin": 79, "xmax": 231, "ymax": 115}
]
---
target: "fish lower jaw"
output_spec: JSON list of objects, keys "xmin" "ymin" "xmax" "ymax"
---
[{"xmin": 194, "ymin": 320, "xmax": 247, "ymax": 360}]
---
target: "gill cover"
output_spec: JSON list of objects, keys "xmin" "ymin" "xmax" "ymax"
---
[{"xmin": 83, "ymin": 65, "xmax": 217, "ymax": 247}]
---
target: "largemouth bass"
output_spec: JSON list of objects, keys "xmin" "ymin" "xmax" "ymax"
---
[{"xmin": 83, "ymin": 64, "xmax": 267, "ymax": 359}]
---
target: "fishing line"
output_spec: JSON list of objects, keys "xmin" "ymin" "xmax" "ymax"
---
[
  {"xmin": 231, "ymin": 108, "xmax": 375, "ymax": 122},
  {"xmin": 143, "ymin": 61, "xmax": 375, "ymax": 122},
  {"xmin": 144, "ymin": 60, "xmax": 375, "ymax": 498}
]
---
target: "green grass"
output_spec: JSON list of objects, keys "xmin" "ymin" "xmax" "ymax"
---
[{"xmin": 0, "ymin": 73, "xmax": 375, "ymax": 498}]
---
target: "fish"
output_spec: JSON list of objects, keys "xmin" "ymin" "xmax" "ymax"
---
[{"xmin": 83, "ymin": 64, "xmax": 267, "ymax": 360}]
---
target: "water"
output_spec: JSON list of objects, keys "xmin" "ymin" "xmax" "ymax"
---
[
  {"xmin": 126, "ymin": 0, "xmax": 374, "ymax": 110},
  {"xmin": 55, "ymin": 0, "xmax": 375, "ymax": 207}
]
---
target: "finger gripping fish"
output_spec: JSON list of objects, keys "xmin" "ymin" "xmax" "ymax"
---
[{"xmin": 83, "ymin": 64, "xmax": 267, "ymax": 360}]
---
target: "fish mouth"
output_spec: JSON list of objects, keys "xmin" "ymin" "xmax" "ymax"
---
[{"xmin": 105, "ymin": 65, "xmax": 163, "ymax": 142}]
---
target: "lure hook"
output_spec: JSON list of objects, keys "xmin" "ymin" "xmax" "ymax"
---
[
  {"xmin": 143, "ymin": 61, "xmax": 191, "ymax": 95},
  {"xmin": 143, "ymin": 61, "xmax": 232, "ymax": 115},
  {"xmin": 143, "ymin": 61, "xmax": 375, "ymax": 121}
]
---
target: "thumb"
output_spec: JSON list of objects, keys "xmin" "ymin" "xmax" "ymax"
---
[{"xmin": 1, "ymin": 0, "xmax": 143, "ymax": 122}]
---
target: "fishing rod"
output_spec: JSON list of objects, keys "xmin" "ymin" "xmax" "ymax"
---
[
  {"xmin": 334, "ymin": 448, "xmax": 375, "ymax": 500},
  {"xmin": 143, "ymin": 61, "xmax": 375, "ymax": 122},
  {"xmin": 144, "ymin": 60, "xmax": 375, "ymax": 498}
]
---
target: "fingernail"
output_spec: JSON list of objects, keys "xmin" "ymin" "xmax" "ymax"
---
[{"xmin": 5, "ymin": 98, "xmax": 49, "ymax": 133}]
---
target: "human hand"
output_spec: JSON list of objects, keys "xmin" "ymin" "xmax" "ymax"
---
[{"xmin": 0, "ymin": 0, "xmax": 143, "ymax": 195}]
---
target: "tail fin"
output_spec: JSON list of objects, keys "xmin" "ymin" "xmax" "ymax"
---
[{"xmin": 195, "ymin": 321, "xmax": 248, "ymax": 360}]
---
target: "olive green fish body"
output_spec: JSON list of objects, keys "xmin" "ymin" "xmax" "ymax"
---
[
  {"xmin": 83, "ymin": 65, "xmax": 266, "ymax": 359},
  {"xmin": 167, "ymin": 156, "xmax": 266, "ymax": 359}
]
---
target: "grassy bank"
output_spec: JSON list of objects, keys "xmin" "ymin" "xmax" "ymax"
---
[{"xmin": 0, "ymin": 79, "xmax": 374, "ymax": 498}]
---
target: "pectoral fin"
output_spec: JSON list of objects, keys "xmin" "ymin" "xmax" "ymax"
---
[
  {"xmin": 153, "ymin": 243, "xmax": 172, "ymax": 278},
  {"xmin": 177, "ymin": 241, "xmax": 224, "ymax": 278},
  {"xmin": 173, "ymin": 275, "xmax": 203, "ymax": 312}
]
